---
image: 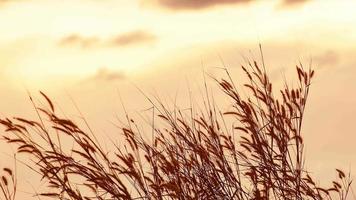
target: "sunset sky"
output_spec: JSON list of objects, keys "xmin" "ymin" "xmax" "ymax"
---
[{"xmin": 0, "ymin": 0, "xmax": 356, "ymax": 198}]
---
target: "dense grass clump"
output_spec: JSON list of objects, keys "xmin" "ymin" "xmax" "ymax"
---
[{"xmin": 0, "ymin": 58, "xmax": 352, "ymax": 199}]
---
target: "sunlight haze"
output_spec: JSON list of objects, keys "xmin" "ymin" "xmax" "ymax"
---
[{"xmin": 0, "ymin": 0, "xmax": 355, "ymax": 199}]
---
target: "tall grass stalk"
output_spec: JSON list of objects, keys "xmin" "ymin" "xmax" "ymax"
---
[{"xmin": 0, "ymin": 59, "xmax": 352, "ymax": 199}]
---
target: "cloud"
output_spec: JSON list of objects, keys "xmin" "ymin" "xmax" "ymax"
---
[
  {"xmin": 87, "ymin": 68, "xmax": 126, "ymax": 82},
  {"xmin": 0, "ymin": 0, "xmax": 12, "ymax": 4},
  {"xmin": 314, "ymin": 50, "xmax": 339, "ymax": 68},
  {"xmin": 144, "ymin": 0, "xmax": 251, "ymax": 10},
  {"xmin": 0, "ymin": 0, "xmax": 23, "ymax": 7},
  {"xmin": 280, "ymin": 0, "xmax": 310, "ymax": 7},
  {"xmin": 111, "ymin": 30, "xmax": 156, "ymax": 46},
  {"xmin": 144, "ymin": 0, "xmax": 310, "ymax": 10},
  {"xmin": 59, "ymin": 34, "xmax": 99, "ymax": 48},
  {"xmin": 59, "ymin": 30, "xmax": 156, "ymax": 49}
]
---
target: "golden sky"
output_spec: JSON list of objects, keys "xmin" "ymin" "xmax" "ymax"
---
[{"xmin": 0, "ymin": 0, "xmax": 356, "ymax": 198}]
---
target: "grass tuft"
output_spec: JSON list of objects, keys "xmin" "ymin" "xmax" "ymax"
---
[{"xmin": 0, "ymin": 58, "xmax": 352, "ymax": 199}]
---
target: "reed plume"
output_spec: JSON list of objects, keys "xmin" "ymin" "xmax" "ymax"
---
[{"xmin": 0, "ymin": 58, "xmax": 352, "ymax": 200}]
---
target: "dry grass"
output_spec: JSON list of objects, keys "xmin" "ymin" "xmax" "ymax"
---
[
  {"xmin": 0, "ymin": 166, "xmax": 16, "ymax": 200},
  {"xmin": 0, "ymin": 57, "xmax": 353, "ymax": 199}
]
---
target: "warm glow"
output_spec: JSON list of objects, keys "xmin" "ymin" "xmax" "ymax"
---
[
  {"xmin": 1, "ymin": 0, "xmax": 355, "ymax": 85},
  {"xmin": 0, "ymin": 0, "xmax": 355, "ymax": 199}
]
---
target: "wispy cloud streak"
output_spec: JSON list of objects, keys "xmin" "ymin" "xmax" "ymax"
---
[
  {"xmin": 144, "ymin": 0, "xmax": 310, "ymax": 10},
  {"xmin": 59, "ymin": 30, "xmax": 156, "ymax": 49}
]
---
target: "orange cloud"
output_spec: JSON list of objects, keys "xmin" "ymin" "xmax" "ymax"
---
[
  {"xmin": 314, "ymin": 50, "xmax": 339, "ymax": 68},
  {"xmin": 86, "ymin": 68, "xmax": 126, "ymax": 82},
  {"xmin": 111, "ymin": 30, "xmax": 156, "ymax": 46},
  {"xmin": 59, "ymin": 30, "xmax": 156, "ymax": 49},
  {"xmin": 0, "ymin": 0, "xmax": 23, "ymax": 7},
  {"xmin": 145, "ymin": 0, "xmax": 310, "ymax": 10},
  {"xmin": 59, "ymin": 34, "xmax": 99, "ymax": 48},
  {"xmin": 0, "ymin": 0, "xmax": 11, "ymax": 3},
  {"xmin": 146, "ymin": 0, "xmax": 251, "ymax": 10},
  {"xmin": 280, "ymin": 0, "xmax": 309, "ymax": 7}
]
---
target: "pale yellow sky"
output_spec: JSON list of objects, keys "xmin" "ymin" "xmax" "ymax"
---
[
  {"xmin": 0, "ymin": 0, "xmax": 356, "ymax": 198},
  {"xmin": 0, "ymin": 0, "xmax": 355, "ymax": 85}
]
